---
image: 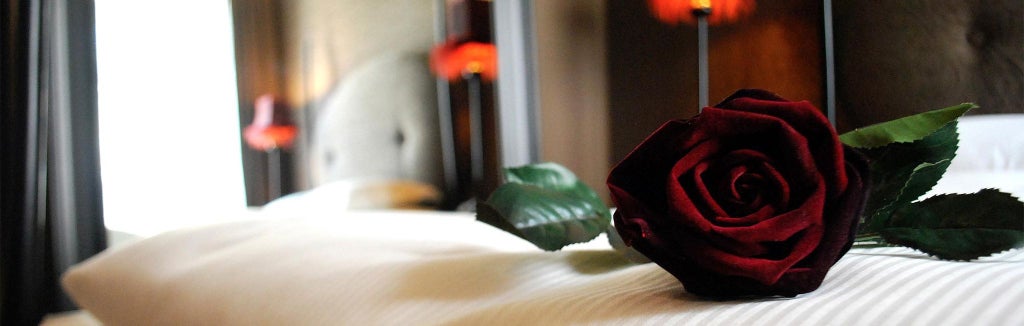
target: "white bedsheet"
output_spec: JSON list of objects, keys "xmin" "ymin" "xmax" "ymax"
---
[{"xmin": 62, "ymin": 210, "xmax": 1023, "ymax": 326}]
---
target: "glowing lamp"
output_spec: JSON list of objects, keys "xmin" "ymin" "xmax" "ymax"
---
[
  {"xmin": 430, "ymin": 41, "xmax": 498, "ymax": 81},
  {"xmin": 243, "ymin": 94, "xmax": 297, "ymax": 151},
  {"xmin": 647, "ymin": 0, "xmax": 756, "ymax": 26}
]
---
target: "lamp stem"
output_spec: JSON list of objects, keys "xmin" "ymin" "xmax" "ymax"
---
[
  {"xmin": 823, "ymin": 0, "xmax": 837, "ymax": 126},
  {"xmin": 696, "ymin": 13, "xmax": 710, "ymax": 110},
  {"xmin": 267, "ymin": 147, "xmax": 281, "ymax": 201},
  {"xmin": 466, "ymin": 72, "xmax": 485, "ymax": 199}
]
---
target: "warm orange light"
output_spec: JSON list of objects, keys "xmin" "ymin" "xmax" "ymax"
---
[
  {"xmin": 430, "ymin": 41, "xmax": 498, "ymax": 81},
  {"xmin": 647, "ymin": 0, "xmax": 755, "ymax": 26},
  {"xmin": 243, "ymin": 94, "xmax": 297, "ymax": 151}
]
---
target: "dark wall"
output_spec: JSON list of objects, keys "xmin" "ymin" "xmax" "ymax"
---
[
  {"xmin": 607, "ymin": 0, "xmax": 1022, "ymax": 159},
  {"xmin": 833, "ymin": 0, "xmax": 1024, "ymax": 131},
  {"xmin": 607, "ymin": 0, "xmax": 825, "ymax": 163}
]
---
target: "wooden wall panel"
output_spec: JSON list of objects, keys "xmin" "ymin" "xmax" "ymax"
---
[
  {"xmin": 535, "ymin": 0, "xmax": 611, "ymax": 202},
  {"xmin": 607, "ymin": 0, "xmax": 825, "ymax": 164}
]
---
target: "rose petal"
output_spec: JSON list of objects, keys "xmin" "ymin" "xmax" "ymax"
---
[
  {"xmin": 665, "ymin": 140, "xmax": 729, "ymax": 227},
  {"xmin": 689, "ymin": 160, "xmax": 732, "ymax": 218},
  {"xmin": 708, "ymin": 182, "xmax": 824, "ymax": 242},
  {"xmin": 716, "ymin": 90, "xmax": 848, "ymax": 195},
  {"xmin": 666, "ymin": 109, "xmax": 815, "ymax": 223},
  {"xmin": 716, "ymin": 203, "xmax": 775, "ymax": 227},
  {"xmin": 696, "ymin": 108, "xmax": 820, "ymax": 193},
  {"xmin": 759, "ymin": 160, "xmax": 791, "ymax": 208},
  {"xmin": 697, "ymin": 161, "xmax": 784, "ymax": 227},
  {"xmin": 694, "ymin": 223, "xmax": 824, "ymax": 283},
  {"xmin": 769, "ymin": 147, "xmax": 870, "ymax": 292},
  {"xmin": 609, "ymin": 185, "xmax": 654, "ymax": 242},
  {"xmin": 727, "ymin": 166, "xmax": 760, "ymax": 205},
  {"xmin": 688, "ymin": 156, "xmax": 774, "ymax": 222},
  {"xmin": 717, "ymin": 159, "xmax": 794, "ymax": 224},
  {"xmin": 708, "ymin": 149, "xmax": 788, "ymax": 219},
  {"xmin": 672, "ymin": 178, "xmax": 825, "ymax": 285},
  {"xmin": 609, "ymin": 120, "xmax": 697, "ymax": 215}
]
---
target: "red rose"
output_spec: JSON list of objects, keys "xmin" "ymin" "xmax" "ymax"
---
[{"xmin": 608, "ymin": 89, "xmax": 870, "ymax": 298}]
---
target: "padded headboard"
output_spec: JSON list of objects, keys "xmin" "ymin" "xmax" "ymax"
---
[
  {"xmin": 310, "ymin": 52, "xmax": 443, "ymax": 189},
  {"xmin": 833, "ymin": 0, "xmax": 1023, "ymax": 131}
]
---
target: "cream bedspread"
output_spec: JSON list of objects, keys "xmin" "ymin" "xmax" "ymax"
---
[{"xmin": 62, "ymin": 210, "xmax": 1023, "ymax": 325}]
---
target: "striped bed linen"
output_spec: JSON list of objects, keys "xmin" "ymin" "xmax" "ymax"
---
[{"xmin": 62, "ymin": 211, "xmax": 1023, "ymax": 326}]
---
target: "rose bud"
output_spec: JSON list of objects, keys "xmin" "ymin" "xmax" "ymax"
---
[{"xmin": 608, "ymin": 89, "xmax": 870, "ymax": 298}]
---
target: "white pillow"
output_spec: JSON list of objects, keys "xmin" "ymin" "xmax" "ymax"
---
[
  {"xmin": 262, "ymin": 178, "xmax": 442, "ymax": 214},
  {"xmin": 62, "ymin": 212, "xmax": 543, "ymax": 325},
  {"xmin": 923, "ymin": 114, "xmax": 1024, "ymax": 198},
  {"xmin": 948, "ymin": 114, "xmax": 1024, "ymax": 172}
]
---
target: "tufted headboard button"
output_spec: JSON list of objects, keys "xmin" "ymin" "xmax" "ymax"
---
[
  {"xmin": 310, "ymin": 52, "xmax": 444, "ymax": 191},
  {"xmin": 966, "ymin": 27, "xmax": 988, "ymax": 49},
  {"xmin": 394, "ymin": 130, "xmax": 406, "ymax": 146}
]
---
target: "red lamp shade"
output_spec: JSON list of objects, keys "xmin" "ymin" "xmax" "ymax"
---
[
  {"xmin": 243, "ymin": 94, "xmax": 297, "ymax": 151},
  {"xmin": 647, "ymin": 0, "xmax": 755, "ymax": 26},
  {"xmin": 430, "ymin": 40, "xmax": 498, "ymax": 81}
]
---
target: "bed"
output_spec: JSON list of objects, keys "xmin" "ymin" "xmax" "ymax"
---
[{"xmin": 54, "ymin": 114, "xmax": 1024, "ymax": 325}]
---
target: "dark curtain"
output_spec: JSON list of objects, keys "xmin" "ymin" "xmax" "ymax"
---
[{"xmin": 1, "ymin": 0, "xmax": 107, "ymax": 325}]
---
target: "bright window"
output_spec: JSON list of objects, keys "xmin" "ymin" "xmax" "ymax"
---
[{"xmin": 95, "ymin": 0, "xmax": 247, "ymax": 236}]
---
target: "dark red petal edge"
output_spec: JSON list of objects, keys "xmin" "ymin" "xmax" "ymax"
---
[
  {"xmin": 650, "ymin": 146, "xmax": 870, "ymax": 298},
  {"xmin": 715, "ymin": 89, "xmax": 849, "ymax": 196}
]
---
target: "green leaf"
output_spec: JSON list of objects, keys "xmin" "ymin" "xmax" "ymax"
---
[
  {"xmin": 839, "ymin": 103, "xmax": 975, "ymax": 148},
  {"xmin": 879, "ymin": 189, "xmax": 1024, "ymax": 260},
  {"xmin": 477, "ymin": 163, "xmax": 612, "ymax": 251},
  {"xmin": 858, "ymin": 123, "xmax": 959, "ymax": 234}
]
